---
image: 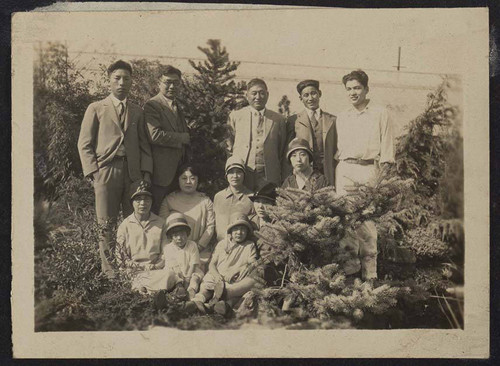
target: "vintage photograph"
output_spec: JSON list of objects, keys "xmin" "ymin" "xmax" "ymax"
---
[{"xmin": 12, "ymin": 3, "xmax": 489, "ymax": 358}]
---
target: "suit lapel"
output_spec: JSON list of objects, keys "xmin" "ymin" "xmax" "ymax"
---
[
  {"xmin": 103, "ymin": 96, "xmax": 122, "ymax": 131},
  {"xmin": 156, "ymin": 94, "xmax": 179, "ymax": 131},
  {"xmin": 263, "ymin": 109, "xmax": 273, "ymax": 142},
  {"xmin": 321, "ymin": 112, "xmax": 334, "ymax": 145},
  {"xmin": 123, "ymin": 103, "xmax": 131, "ymax": 132},
  {"xmin": 297, "ymin": 110, "xmax": 313, "ymax": 146}
]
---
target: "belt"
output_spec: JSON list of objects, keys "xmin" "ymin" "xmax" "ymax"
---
[{"xmin": 343, "ymin": 158, "xmax": 374, "ymax": 166}]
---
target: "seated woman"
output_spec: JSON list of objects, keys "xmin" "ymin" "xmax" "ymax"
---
[
  {"xmin": 115, "ymin": 180, "xmax": 174, "ymax": 293},
  {"xmin": 192, "ymin": 212, "xmax": 257, "ymax": 315},
  {"xmin": 282, "ymin": 138, "xmax": 329, "ymax": 191},
  {"xmin": 213, "ymin": 156, "xmax": 255, "ymax": 242},
  {"xmin": 159, "ymin": 164, "xmax": 215, "ymax": 270}
]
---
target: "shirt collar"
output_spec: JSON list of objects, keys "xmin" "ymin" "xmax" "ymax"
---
[
  {"xmin": 305, "ymin": 107, "xmax": 321, "ymax": 120},
  {"xmin": 128, "ymin": 212, "xmax": 160, "ymax": 225},
  {"xmin": 224, "ymin": 186, "xmax": 250, "ymax": 199},
  {"xmin": 349, "ymin": 99, "xmax": 371, "ymax": 115},
  {"xmin": 110, "ymin": 94, "xmax": 127, "ymax": 107},
  {"xmin": 159, "ymin": 92, "xmax": 175, "ymax": 107},
  {"xmin": 250, "ymin": 106, "xmax": 266, "ymax": 116}
]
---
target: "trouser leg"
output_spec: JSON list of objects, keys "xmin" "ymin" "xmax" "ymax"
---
[
  {"xmin": 93, "ymin": 158, "xmax": 127, "ymax": 275},
  {"xmin": 339, "ymin": 230, "xmax": 362, "ymax": 275},
  {"xmin": 244, "ymin": 166, "xmax": 268, "ymax": 192},
  {"xmin": 225, "ymin": 277, "xmax": 258, "ymax": 299},
  {"xmin": 357, "ymin": 221, "xmax": 378, "ymax": 280},
  {"xmin": 151, "ymin": 184, "xmax": 172, "ymax": 215}
]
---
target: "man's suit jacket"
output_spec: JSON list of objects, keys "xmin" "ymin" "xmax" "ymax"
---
[
  {"xmin": 144, "ymin": 93, "xmax": 189, "ymax": 187},
  {"xmin": 227, "ymin": 106, "xmax": 287, "ymax": 186},
  {"xmin": 77, "ymin": 95, "xmax": 153, "ymax": 181},
  {"xmin": 288, "ymin": 110, "xmax": 337, "ymax": 186}
]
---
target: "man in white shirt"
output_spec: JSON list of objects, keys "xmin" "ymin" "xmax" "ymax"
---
[{"xmin": 335, "ymin": 69, "xmax": 395, "ymax": 280}]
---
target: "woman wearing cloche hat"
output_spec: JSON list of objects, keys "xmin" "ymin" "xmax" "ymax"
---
[{"xmin": 281, "ymin": 138, "xmax": 329, "ymax": 191}]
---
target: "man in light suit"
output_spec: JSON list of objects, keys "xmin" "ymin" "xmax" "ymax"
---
[
  {"xmin": 288, "ymin": 79, "xmax": 337, "ymax": 187},
  {"xmin": 78, "ymin": 60, "xmax": 153, "ymax": 277},
  {"xmin": 144, "ymin": 65, "xmax": 190, "ymax": 214},
  {"xmin": 227, "ymin": 78, "xmax": 287, "ymax": 191}
]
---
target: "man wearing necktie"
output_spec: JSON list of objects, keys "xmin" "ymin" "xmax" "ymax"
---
[
  {"xmin": 226, "ymin": 78, "xmax": 287, "ymax": 191},
  {"xmin": 144, "ymin": 65, "xmax": 190, "ymax": 214},
  {"xmin": 78, "ymin": 60, "xmax": 153, "ymax": 278},
  {"xmin": 287, "ymin": 79, "xmax": 337, "ymax": 187}
]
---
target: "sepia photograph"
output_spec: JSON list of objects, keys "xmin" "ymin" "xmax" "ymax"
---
[{"xmin": 11, "ymin": 2, "xmax": 489, "ymax": 358}]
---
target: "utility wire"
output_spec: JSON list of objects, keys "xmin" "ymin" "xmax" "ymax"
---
[{"xmin": 66, "ymin": 49, "xmax": 454, "ymax": 77}]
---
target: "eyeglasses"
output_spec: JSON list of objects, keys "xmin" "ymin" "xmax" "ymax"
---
[{"xmin": 161, "ymin": 80, "xmax": 181, "ymax": 86}]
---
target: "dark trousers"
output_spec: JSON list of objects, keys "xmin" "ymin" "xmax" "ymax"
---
[{"xmin": 151, "ymin": 182, "xmax": 177, "ymax": 215}]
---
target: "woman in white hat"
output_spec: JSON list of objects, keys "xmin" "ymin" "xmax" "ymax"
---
[
  {"xmin": 192, "ymin": 211, "xmax": 257, "ymax": 314},
  {"xmin": 213, "ymin": 156, "xmax": 255, "ymax": 242},
  {"xmin": 163, "ymin": 212, "xmax": 205, "ymax": 299}
]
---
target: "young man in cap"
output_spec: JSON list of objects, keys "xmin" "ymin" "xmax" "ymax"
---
[
  {"xmin": 213, "ymin": 156, "xmax": 254, "ymax": 242},
  {"xmin": 288, "ymin": 79, "xmax": 337, "ymax": 186},
  {"xmin": 144, "ymin": 65, "xmax": 190, "ymax": 214},
  {"xmin": 335, "ymin": 69, "xmax": 395, "ymax": 280},
  {"xmin": 282, "ymin": 137, "xmax": 329, "ymax": 191},
  {"xmin": 226, "ymin": 78, "xmax": 288, "ymax": 190},
  {"xmin": 78, "ymin": 60, "xmax": 153, "ymax": 278},
  {"xmin": 115, "ymin": 180, "xmax": 172, "ymax": 292}
]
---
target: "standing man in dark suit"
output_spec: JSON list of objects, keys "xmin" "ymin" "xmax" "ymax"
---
[
  {"xmin": 226, "ymin": 78, "xmax": 287, "ymax": 191},
  {"xmin": 144, "ymin": 65, "xmax": 190, "ymax": 214},
  {"xmin": 78, "ymin": 60, "xmax": 153, "ymax": 277},
  {"xmin": 287, "ymin": 80, "xmax": 337, "ymax": 187}
]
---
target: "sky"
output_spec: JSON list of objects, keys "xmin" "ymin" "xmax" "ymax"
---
[{"xmin": 18, "ymin": 5, "xmax": 487, "ymax": 128}]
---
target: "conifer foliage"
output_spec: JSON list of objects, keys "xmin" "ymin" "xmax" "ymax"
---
[
  {"xmin": 238, "ymin": 79, "xmax": 464, "ymax": 328},
  {"xmin": 178, "ymin": 39, "xmax": 248, "ymax": 197}
]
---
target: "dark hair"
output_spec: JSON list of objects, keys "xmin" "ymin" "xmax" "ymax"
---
[
  {"xmin": 247, "ymin": 78, "xmax": 268, "ymax": 91},
  {"xmin": 173, "ymin": 163, "xmax": 203, "ymax": 192},
  {"xmin": 160, "ymin": 65, "xmax": 182, "ymax": 79},
  {"xmin": 178, "ymin": 164, "xmax": 202, "ymax": 179},
  {"xmin": 107, "ymin": 60, "xmax": 133, "ymax": 77},
  {"xmin": 342, "ymin": 69, "xmax": 369, "ymax": 88}
]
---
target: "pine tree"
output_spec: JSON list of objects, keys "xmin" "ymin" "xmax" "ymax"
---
[
  {"xmin": 178, "ymin": 39, "xmax": 247, "ymax": 197},
  {"xmin": 278, "ymin": 95, "xmax": 291, "ymax": 117}
]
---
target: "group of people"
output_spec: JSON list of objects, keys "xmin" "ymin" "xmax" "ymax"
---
[{"xmin": 77, "ymin": 59, "xmax": 395, "ymax": 315}]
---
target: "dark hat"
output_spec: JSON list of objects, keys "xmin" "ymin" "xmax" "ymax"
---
[
  {"xmin": 129, "ymin": 180, "xmax": 152, "ymax": 201},
  {"xmin": 286, "ymin": 137, "xmax": 314, "ymax": 162},
  {"xmin": 225, "ymin": 156, "xmax": 246, "ymax": 175},
  {"xmin": 249, "ymin": 182, "xmax": 278, "ymax": 204},
  {"xmin": 297, "ymin": 79, "xmax": 320, "ymax": 94},
  {"xmin": 165, "ymin": 212, "xmax": 191, "ymax": 236},
  {"xmin": 226, "ymin": 212, "xmax": 253, "ymax": 234}
]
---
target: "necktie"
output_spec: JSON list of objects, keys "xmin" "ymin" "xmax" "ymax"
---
[
  {"xmin": 257, "ymin": 113, "xmax": 264, "ymax": 131},
  {"xmin": 310, "ymin": 111, "xmax": 319, "ymax": 129},
  {"xmin": 118, "ymin": 102, "xmax": 125, "ymax": 128}
]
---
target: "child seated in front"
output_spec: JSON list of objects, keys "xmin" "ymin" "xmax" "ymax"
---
[
  {"xmin": 163, "ymin": 212, "xmax": 204, "ymax": 299},
  {"xmin": 115, "ymin": 180, "xmax": 171, "ymax": 293},
  {"xmin": 192, "ymin": 212, "xmax": 257, "ymax": 313},
  {"xmin": 282, "ymin": 137, "xmax": 329, "ymax": 191}
]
